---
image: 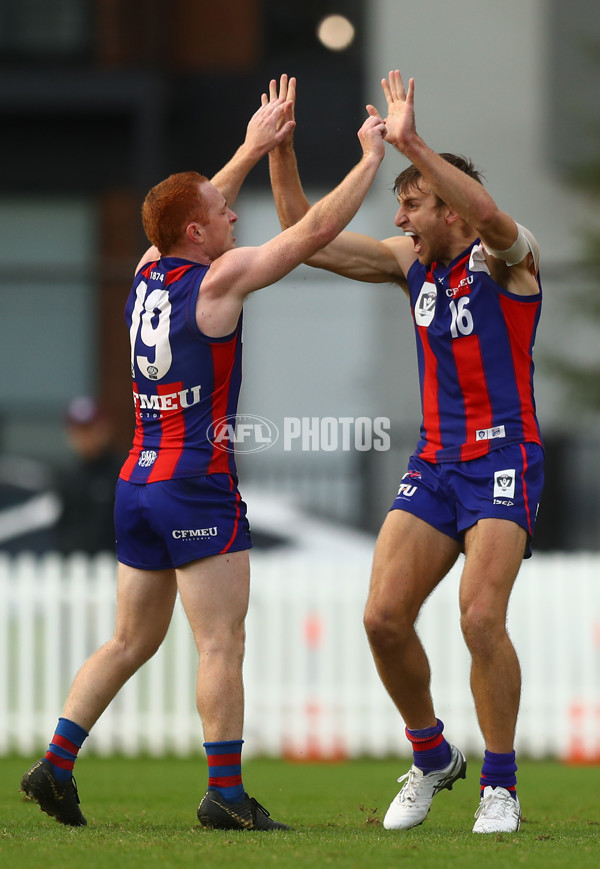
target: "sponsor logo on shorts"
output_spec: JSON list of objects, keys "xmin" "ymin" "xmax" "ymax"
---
[
  {"xmin": 172, "ymin": 527, "xmax": 218, "ymax": 539},
  {"xmin": 138, "ymin": 450, "xmax": 157, "ymax": 467},
  {"xmin": 493, "ymin": 469, "xmax": 515, "ymax": 501},
  {"xmin": 476, "ymin": 425, "xmax": 506, "ymax": 441},
  {"xmin": 397, "ymin": 472, "xmax": 419, "ymax": 498},
  {"xmin": 397, "ymin": 484, "xmax": 417, "ymax": 498}
]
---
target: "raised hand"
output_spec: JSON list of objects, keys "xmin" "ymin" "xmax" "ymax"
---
[
  {"xmin": 244, "ymin": 74, "xmax": 296, "ymax": 155},
  {"xmin": 357, "ymin": 112, "xmax": 387, "ymax": 163},
  {"xmin": 211, "ymin": 75, "xmax": 296, "ymax": 205},
  {"xmin": 369, "ymin": 70, "xmax": 416, "ymax": 154},
  {"xmin": 267, "ymin": 74, "xmax": 296, "ymax": 141}
]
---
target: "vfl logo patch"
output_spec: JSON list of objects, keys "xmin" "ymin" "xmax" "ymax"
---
[
  {"xmin": 494, "ymin": 469, "xmax": 515, "ymax": 499},
  {"xmin": 414, "ymin": 282, "xmax": 437, "ymax": 327}
]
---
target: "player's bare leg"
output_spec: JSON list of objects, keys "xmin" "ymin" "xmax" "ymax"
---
[
  {"xmin": 364, "ymin": 510, "xmax": 461, "ymax": 728},
  {"xmin": 178, "ymin": 549, "xmax": 289, "ymax": 830},
  {"xmin": 176, "ymin": 549, "xmax": 249, "ymax": 741},
  {"xmin": 461, "ymin": 517, "xmax": 526, "ymax": 833},
  {"xmin": 460, "ymin": 518, "xmax": 526, "ymax": 751},
  {"xmin": 364, "ymin": 510, "xmax": 466, "ymax": 829},
  {"xmin": 62, "ymin": 564, "xmax": 178, "ymax": 729},
  {"xmin": 20, "ymin": 564, "xmax": 178, "ymax": 825}
]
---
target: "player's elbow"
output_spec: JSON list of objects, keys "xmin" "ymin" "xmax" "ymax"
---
[
  {"xmin": 472, "ymin": 198, "xmax": 503, "ymax": 235},
  {"xmin": 308, "ymin": 216, "xmax": 340, "ymax": 252}
]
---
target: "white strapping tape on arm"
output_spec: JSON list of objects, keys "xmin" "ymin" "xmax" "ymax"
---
[{"xmin": 483, "ymin": 223, "xmax": 540, "ymax": 271}]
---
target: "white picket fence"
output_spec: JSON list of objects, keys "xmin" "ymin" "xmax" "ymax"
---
[{"xmin": 1, "ymin": 551, "xmax": 600, "ymax": 761}]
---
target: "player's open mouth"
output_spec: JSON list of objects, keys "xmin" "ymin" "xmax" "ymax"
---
[{"xmin": 404, "ymin": 230, "xmax": 422, "ymax": 253}]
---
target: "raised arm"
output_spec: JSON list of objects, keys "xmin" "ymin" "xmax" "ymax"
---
[
  {"xmin": 210, "ymin": 76, "xmax": 296, "ymax": 206},
  {"xmin": 267, "ymin": 76, "xmax": 312, "ymax": 230},
  {"xmin": 379, "ymin": 70, "xmax": 539, "ymax": 276},
  {"xmin": 133, "ymin": 79, "xmax": 296, "ymax": 278},
  {"xmin": 198, "ymin": 113, "xmax": 388, "ymax": 336},
  {"xmin": 268, "ymin": 81, "xmax": 407, "ymax": 286}
]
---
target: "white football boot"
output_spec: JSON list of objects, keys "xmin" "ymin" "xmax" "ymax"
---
[
  {"xmin": 472, "ymin": 786, "xmax": 521, "ymax": 833},
  {"xmin": 383, "ymin": 744, "xmax": 467, "ymax": 830}
]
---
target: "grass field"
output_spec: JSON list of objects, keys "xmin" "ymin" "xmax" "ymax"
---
[{"xmin": 1, "ymin": 755, "xmax": 599, "ymax": 868}]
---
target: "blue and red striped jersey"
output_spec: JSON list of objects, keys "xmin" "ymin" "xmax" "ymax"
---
[
  {"xmin": 119, "ymin": 257, "xmax": 242, "ymax": 483},
  {"xmin": 408, "ymin": 240, "xmax": 542, "ymax": 463}
]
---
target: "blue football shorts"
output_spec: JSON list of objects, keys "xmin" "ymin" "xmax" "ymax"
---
[
  {"xmin": 390, "ymin": 443, "xmax": 544, "ymax": 557},
  {"xmin": 114, "ymin": 473, "xmax": 252, "ymax": 570}
]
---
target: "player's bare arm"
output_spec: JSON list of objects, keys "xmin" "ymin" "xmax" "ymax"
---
[
  {"xmin": 268, "ymin": 76, "xmax": 311, "ymax": 232},
  {"xmin": 197, "ymin": 113, "xmax": 387, "ymax": 337},
  {"xmin": 309, "ymin": 232, "xmax": 411, "ymax": 289},
  {"xmin": 379, "ymin": 70, "xmax": 540, "ymax": 295},
  {"xmin": 269, "ymin": 81, "xmax": 409, "ymax": 288},
  {"xmin": 132, "ymin": 78, "xmax": 296, "ymax": 278}
]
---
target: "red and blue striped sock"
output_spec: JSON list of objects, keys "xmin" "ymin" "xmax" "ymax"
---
[
  {"xmin": 204, "ymin": 739, "xmax": 245, "ymax": 804},
  {"xmin": 406, "ymin": 718, "xmax": 451, "ymax": 773},
  {"xmin": 44, "ymin": 717, "xmax": 88, "ymax": 782},
  {"xmin": 480, "ymin": 749, "xmax": 518, "ymax": 798}
]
